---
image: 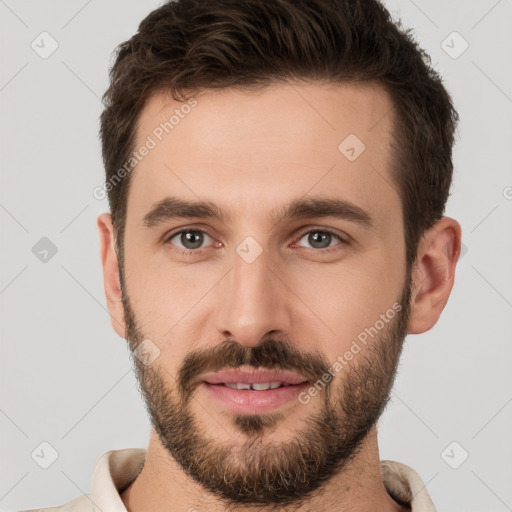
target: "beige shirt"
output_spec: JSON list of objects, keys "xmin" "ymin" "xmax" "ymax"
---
[{"xmin": 21, "ymin": 448, "xmax": 437, "ymax": 511}]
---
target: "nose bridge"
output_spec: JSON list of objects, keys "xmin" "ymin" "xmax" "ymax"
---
[{"xmin": 215, "ymin": 239, "xmax": 290, "ymax": 345}]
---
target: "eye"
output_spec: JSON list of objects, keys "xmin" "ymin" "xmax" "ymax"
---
[
  {"xmin": 295, "ymin": 229, "xmax": 348, "ymax": 251},
  {"xmin": 166, "ymin": 229, "xmax": 214, "ymax": 252},
  {"xmin": 165, "ymin": 227, "xmax": 349, "ymax": 256}
]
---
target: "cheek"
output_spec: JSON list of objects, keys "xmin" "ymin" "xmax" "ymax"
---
[
  {"xmin": 123, "ymin": 245, "xmax": 220, "ymax": 336},
  {"xmin": 291, "ymin": 256, "xmax": 403, "ymax": 355}
]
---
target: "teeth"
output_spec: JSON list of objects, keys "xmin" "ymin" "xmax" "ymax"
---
[
  {"xmin": 224, "ymin": 383, "xmax": 251, "ymax": 390},
  {"xmin": 252, "ymin": 382, "xmax": 271, "ymax": 391},
  {"xmin": 224, "ymin": 382, "xmax": 284, "ymax": 390}
]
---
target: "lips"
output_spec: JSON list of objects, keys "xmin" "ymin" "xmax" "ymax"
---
[
  {"xmin": 202, "ymin": 367, "xmax": 309, "ymax": 387},
  {"xmin": 202, "ymin": 371, "xmax": 310, "ymax": 414}
]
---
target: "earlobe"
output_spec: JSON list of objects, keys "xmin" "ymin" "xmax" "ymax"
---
[
  {"xmin": 97, "ymin": 213, "xmax": 126, "ymax": 338},
  {"xmin": 407, "ymin": 217, "xmax": 462, "ymax": 335}
]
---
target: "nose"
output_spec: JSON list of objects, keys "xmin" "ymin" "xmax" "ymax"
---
[{"xmin": 214, "ymin": 243, "xmax": 293, "ymax": 348}]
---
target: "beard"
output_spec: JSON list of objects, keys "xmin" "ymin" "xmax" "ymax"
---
[{"xmin": 120, "ymin": 269, "xmax": 412, "ymax": 509}]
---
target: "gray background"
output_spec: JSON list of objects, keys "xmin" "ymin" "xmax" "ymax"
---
[{"xmin": 1, "ymin": 0, "xmax": 511, "ymax": 510}]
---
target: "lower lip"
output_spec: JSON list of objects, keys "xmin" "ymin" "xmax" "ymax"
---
[{"xmin": 202, "ymin": 382, "xmax": 309, "ymax": 415}]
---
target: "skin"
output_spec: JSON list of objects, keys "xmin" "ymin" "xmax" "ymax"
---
[{"xmin": 97, "ymin": 81, "xmax": 461, "ymax": 511}]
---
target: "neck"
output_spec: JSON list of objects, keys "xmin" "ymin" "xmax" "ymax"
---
[{"xmin": 121, "ymin": 427, "xmax": 407, "ymax": 512}]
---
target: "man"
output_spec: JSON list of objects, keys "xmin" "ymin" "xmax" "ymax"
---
[{"xmin": 24, "ymin": 0, "xmax": 461, "ymax": 510}]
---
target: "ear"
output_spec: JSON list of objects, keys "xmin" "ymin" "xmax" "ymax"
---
[
  {"xmin": 407, "ymin": 216, "xmax": 462, "ymax": 334},
  {"xmin": 97, "ymin": 213, "xmax": 127, "ymax": 339}
]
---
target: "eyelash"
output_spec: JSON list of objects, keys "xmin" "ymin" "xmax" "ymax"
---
[{"xmin": 164, "ymin": 227, "xmax": 350, "ymax": 256}]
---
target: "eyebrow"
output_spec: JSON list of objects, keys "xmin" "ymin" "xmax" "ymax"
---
[{"xmin": 143, "ymin": 196, "xmax": 374, "ymax": 229}]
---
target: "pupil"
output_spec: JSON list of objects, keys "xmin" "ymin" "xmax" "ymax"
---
[
  {"xmin": 309, "ymin": 231, "xmax": 330, "ymax": 248},
  {"xmin": 182, "ymin": 231, "xmax": 203, "ymax": 249}
]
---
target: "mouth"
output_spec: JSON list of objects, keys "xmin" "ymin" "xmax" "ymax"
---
[
  {"xmin": 209, "ymin": 382, "xmax": 299, "ymax": 390},
  {"xmin": 201, "ymin": 367, "xmax": 310, "ymax": 414}
]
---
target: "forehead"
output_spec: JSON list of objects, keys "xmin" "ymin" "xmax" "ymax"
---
[{"xmin": 126, "ymin": 81, "xmax": 400, "ymax": 234}]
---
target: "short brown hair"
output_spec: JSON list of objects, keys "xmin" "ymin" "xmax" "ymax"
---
[{"xmin": 100, "ymin": 0, "xmax": 458, "ymax": 275}]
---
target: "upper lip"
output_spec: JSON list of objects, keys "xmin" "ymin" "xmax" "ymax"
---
[{"xmin": 202, "ymin": 367, "xmax": 309, "ymax": 385}]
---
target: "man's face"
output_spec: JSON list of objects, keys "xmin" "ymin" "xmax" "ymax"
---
[{"xmin": 119, "ymin": 82, "xmax": 410, "ymax": 506}]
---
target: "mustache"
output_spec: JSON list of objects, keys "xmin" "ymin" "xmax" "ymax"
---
[{"xmin": 178, "ymin": 338, "xmax": 331, "ymax": 402}]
